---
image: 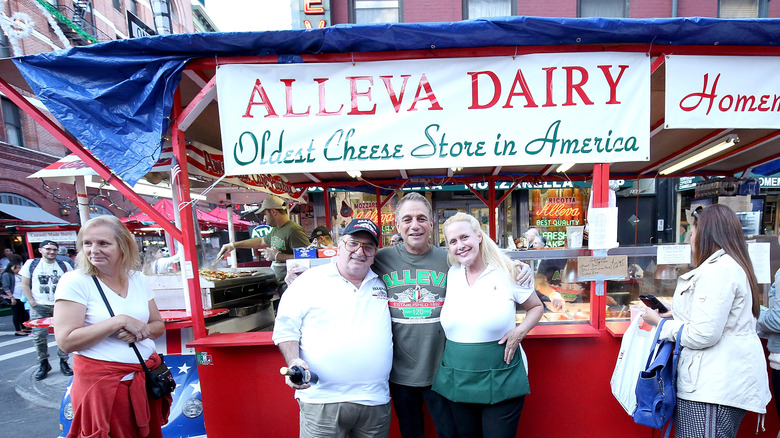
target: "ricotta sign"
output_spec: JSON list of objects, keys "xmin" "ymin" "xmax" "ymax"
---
[{"xmin": 217, "ymin": 53, "xmax": 650, "ymax": 175}]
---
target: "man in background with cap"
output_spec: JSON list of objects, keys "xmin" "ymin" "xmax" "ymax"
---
[
  {"xmin": 273, "ymin": 218, "xmax": 393, "ymax": 437},
  {"xmin": 310, "ymin": 225, "xmax": 335, "ymax": 247},
  {"xmin": 217, "ymin": 195, "xmax": 309, "ymax": 292},
  {"xmin": 56, "ymin": 245, "xmax": 75, "ymax": 268},
  {"xmin": 21, "ymin": 240, "xmax": 73, "ymax": 380}
]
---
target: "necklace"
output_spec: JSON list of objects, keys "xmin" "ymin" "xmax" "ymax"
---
[{"xmin": 97, "ymin": 274, "xmax": 128, "ymax": 297}]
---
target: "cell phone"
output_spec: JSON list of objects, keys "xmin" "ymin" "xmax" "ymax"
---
[{"xmin": 639, "ymin": 294, "xmax": 669, "ymax": 313}]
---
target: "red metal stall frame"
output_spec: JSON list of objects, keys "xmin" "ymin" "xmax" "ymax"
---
[
  {"xmin": 0, "ymin": 78, "xmax": 207, "ymax": 338},
  {"xmin": 5, "ymin": 40, "xmax": 780, "ymax": 437}
]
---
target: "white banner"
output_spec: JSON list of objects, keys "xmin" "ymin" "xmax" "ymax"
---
[
  {"xmin": 27, "ymin": 230, "xmax": 78, "ymax": 242},
  {"xmin": 666, "ymin": 55, "xmax": 780, "ymax": 128},
  {"xmin": 217, "ymin": 53, "xmax": 650, "ymax": 175}
]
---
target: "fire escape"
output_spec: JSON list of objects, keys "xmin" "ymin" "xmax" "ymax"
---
[{"xmin": 36, "ymin": 0, "xmax": 111, "ymax": 45}]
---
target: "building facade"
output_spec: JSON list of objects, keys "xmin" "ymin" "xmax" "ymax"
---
[
  {"xmin": 0, "ymin": 0, "xmax": 197, "ymax": 256},
  {"xmin": 292, "ymin": 0, "xmax": 780, "ymax": 28}
]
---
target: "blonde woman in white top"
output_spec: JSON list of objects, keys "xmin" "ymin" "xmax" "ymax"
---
[{"xmin": 433, "ymin": 212, "xmax": 543, "ymax": 438}]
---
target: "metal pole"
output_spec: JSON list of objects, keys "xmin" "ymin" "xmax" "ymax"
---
[
  {"xmin": 171, "ymin": 90, "xmax": 207, "ymax": 339},
  {"xmin": 75, "ymin": 176, "xmax": 90, "ymax": 225}
]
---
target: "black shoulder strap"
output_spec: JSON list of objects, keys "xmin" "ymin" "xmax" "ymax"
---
[
  {"xmin": 56, "ymin": 260, "xmax": 68, "ymax": 273},
  {"xmin": 90, "ymin": 276, "xmax": 150, "ymax": 373},
  {"xmin": 29, "ymin": 258, "xmax": 40, "ymax": 274}
]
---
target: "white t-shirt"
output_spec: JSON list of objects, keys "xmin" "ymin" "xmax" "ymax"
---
[
  {"xmin": 150, "ymin": 253, "xmax": 182, "ymax": 274},
  {"xmin": 273, "ymin": 261, "xmax": 393, "ymax": 405},
  {"xmin": 440, "ymin": 265, "xmax": 534, "ymax": 367},
  {"xmin": 21, "ymin": 258, "xmax": 72, "ymax": 305},
  {"xmin": 55, "ymin": 270, "xmax": 156, "ymax": 364}
]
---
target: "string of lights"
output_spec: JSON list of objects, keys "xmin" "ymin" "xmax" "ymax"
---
[{"xmin": 40, "ymin": 179, "xmax": 135, "ymax": 218}]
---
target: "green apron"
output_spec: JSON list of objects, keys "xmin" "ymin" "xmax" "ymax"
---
[{"xmin": 432, "ymin": 339, "xmax": 530, "ymax": 404}]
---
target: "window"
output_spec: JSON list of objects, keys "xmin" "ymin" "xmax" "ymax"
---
[
  {"xmin": 152, "ymin": 0, "xmax": 173, "ymax": 34},
  {"xmin": 719, "ymin": 0, "xmax": 763, "ymax": 18},
  {"xmin": 1, "ymin": 98, "xmax": 24, "ymax": 147},
  {"xmin": 0, "ymin": 32, "xmax": 10, "ymax": 58},
  {"xmin": 113, "ymin": 0, "xmax": 122, "ymax": 11},
  {"xmin": 464, "ymin": 0, "xmax": 512, "ymax": 20},
  {"xmin": 579, "ymin": 0, "xmax": 628, "ymax": 18},
  {"xmin": 128, "ymin": 0, "xmax": 138, "ymax": 15},
  {"xmin": 0, "ymin": 193, "xmax": 39, "ymax": 208},
  {"xmin": 352, "ymin": 0, "xmax": 400, "ymax": 24}
]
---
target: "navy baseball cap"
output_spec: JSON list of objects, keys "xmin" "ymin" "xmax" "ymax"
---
[
  {"xmin": 40, "ymin": 240, "xmax": 59, "ymax": 249},
  {"xmin": 343, "ymin": 219, "xmax": 379, "ymax": 245}
]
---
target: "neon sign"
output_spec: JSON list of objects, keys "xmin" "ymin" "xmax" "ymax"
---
[{"xmin": 296, "ymin": 0, "xmax": 330, "ymax": 30}]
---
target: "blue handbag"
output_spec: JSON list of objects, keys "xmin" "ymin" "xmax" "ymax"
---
[{"xmin": 632, "ymin": 319, "xmax": 684, "ymax": 437}]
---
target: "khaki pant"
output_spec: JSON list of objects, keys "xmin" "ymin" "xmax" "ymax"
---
[{"xmin": 297, "ymin": 400, "xmax": 391, "ymax": 438}]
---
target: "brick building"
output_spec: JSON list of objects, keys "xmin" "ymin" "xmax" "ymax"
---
[
  {"xmin": 293, "ymin": 0, "xmax": 780, "ymax": 28},
  {"xmin": 0, "ymin": 0, "xmax": 198, "ymax": 256}
]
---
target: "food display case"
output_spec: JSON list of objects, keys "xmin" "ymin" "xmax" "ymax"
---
[
  {"xmin": 510, "ymin": 245, "xmax": 689, "ymax": 331},
  {"xmin": 603, "ymin": 245, "xmax": 686, "ymax": 321},
  {"xmin": 511, "ymin": 248, "xmax": 594, "ymax": 327}
]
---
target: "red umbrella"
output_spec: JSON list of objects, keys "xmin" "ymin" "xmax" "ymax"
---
[
  {"xmin": 207, "ymin": 207, "xmax": 256, "ymax": 230},
  {"xmin": 122, "ymin": 199, "xmax": 238, "ymax": 230}
]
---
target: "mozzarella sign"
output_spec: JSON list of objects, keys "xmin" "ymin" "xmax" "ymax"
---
[{"xmin": 217, "ymin": 52, "xmax": 650, "ymax": 175}]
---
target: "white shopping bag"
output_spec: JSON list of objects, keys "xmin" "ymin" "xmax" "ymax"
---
[{"xmin": 610, "ymin": 315, "xmax": 658, "ymax": 415}]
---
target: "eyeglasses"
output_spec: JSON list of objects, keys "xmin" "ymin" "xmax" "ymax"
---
[{"xmin": 342, "ymin": 239, "xmax": 377, "ymax": 256}]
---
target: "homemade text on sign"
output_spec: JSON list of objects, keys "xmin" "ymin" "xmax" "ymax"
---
[
  {"xmin": 666, "ymin": 55, "xmax": 780, "ymax": 129},
  {"xmin": 217, "ymin": 53, "xmax": 650, "ymax": 175}
]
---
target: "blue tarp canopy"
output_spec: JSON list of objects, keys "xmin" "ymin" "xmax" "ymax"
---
[{"xmin": 12, "ymin": 16, "xmax": 780, "ymax": 185}]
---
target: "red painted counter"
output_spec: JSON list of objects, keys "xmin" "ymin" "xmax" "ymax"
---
[{"xmin": 187, "ymin": 326, "xmax": 777, "ymax": 438}]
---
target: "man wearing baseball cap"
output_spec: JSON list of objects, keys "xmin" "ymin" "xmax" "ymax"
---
[
  {"xmin": 217, "ymin": 195, "xmax": 309, "ymax": 292},
  {"xmin": 310, "ymin": 225, "xmax": 335, "ymax": 248},
  {"xmin": 21, "ymin": 240, "xmax": 73, "ymax": 380},
  {"xmin": 273, "ymin": 218, "xmax": 393, "ymax": 437}
]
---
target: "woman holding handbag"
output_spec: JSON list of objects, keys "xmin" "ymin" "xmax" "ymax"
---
[
  {"xmin": 54, "ymin": 216, "xmax": 171, "ymax": 438},
  {"xmin": 642, "ymin": 204, "xmax": 770, "ymax": 437}
]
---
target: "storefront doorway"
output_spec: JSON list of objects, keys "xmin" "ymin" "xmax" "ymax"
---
[{"xmin": 435, "ymin": 201, "xmax": 489, "ymax": 246}]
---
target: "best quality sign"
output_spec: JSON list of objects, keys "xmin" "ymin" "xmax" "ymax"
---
[
  {"xmin": 217, "ymin": 52, "xmax": 649, "ymax": 176},
  {"xmin": 666, "ymin": 55, "xmax": 780, "ymax": 129}
]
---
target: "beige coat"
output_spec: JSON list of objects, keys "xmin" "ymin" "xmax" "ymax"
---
[{"xmin": 660, "ymin": 249, "xmax": 770, "ymax": 413}]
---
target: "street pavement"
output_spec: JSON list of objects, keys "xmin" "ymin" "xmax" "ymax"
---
[
  {"xmin": 15, "ymin": 356, "xmax": 71, "ymax": 410},
  {"xmin": 1, "ymin": 314, "xmax": 70, "ymax": 409},
  {"xmin": 0, "ymin": 310, "xmax": 66, "ymax": 437}
]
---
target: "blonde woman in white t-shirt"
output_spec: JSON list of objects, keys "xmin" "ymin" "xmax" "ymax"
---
[
  {"xmin": 53, "ymin": 216, "xmax": 169, "ymax": 438},
  {"xmin": 432, "ymin": 212, "xmax": 543, "ymax": 438}
]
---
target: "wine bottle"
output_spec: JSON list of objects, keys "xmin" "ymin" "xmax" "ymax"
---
[{"xmin": 280, "ymin": 365, "xmax": 319, "ymax": 384}]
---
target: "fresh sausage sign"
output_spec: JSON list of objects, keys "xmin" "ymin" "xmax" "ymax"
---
[{"xmin": 217, "ymin": 53, "xmax": 649, "ymax": 176}]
